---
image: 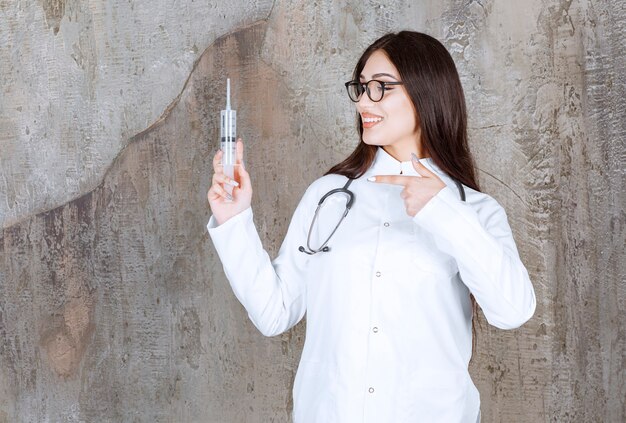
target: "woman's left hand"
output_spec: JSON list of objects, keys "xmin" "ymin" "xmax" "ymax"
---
[{"xmin": 368, "ymin": 155, "xmax": 446, "ymax": 217}]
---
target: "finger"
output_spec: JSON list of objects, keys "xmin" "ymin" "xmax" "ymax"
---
[
  {"xmin": 208, "ymin": 185, "xmax": 224, "ymax": 202},
  {"xmin": 213, "ymin": 149, "xmax": 224, "ymax": 173},
  {"xmin": 411, "ymin": 155, "xmax": 434, "ymax": 177},
  {"xmin": 210, "ymin": 182, "xmax": 233, "ymax": 201},
  {"xmin": 236, "ymin": 159, "xmax": 252, "ymax": 190},
  {"xmin": 213, "ymin": 172, "xmax": 240, "ymax": 188},
  {"xmin": 207, "ymin": 186, "xmax": 216, "ymax": 202},
  {"xmin": 404, "ymin": 198, "xmax": 412, "ymax": 214},
  {"xmin": 415, "ymin": 162, "xmax": 432, "ymax": 177},
  {"xmin": 235, "ymin": 139, "xmax": 244, "ymax": 166},
  {"xmin": 367, "ymin": 174, "xmax": 413, "ymax": 186}
]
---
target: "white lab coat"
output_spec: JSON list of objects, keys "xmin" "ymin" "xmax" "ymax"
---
[{"xmin": 207, "ymin": 147, "xmax": 536, "ymax": 423}]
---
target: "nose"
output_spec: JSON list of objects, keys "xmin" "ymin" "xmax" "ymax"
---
[{"xmin": 357, "ymin": 89, "xmax": 375, "ymax": 107}]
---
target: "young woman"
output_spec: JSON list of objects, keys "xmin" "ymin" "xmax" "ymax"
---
[{"xmin": 207, "ymin": 31, "xmax": 536, "ymax": 423}]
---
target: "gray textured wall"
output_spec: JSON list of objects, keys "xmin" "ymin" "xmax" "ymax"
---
[{"xmin": 1, "ymin": 0, "xmax": 624, "ymax": 422}]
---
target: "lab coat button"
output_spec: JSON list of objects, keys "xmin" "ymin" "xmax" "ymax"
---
[
  {"xmin": 368, "ymin": 387, "xmax": 375, "ymax": 393},
  {"xmin": 375, "ymin": 271, "xmax": 381, "ymax": 277},
  {"xmin": 372, "ymin": 327, "xmax": 379, "ymax": 333},
  {"xmin": 383, "ymin": 222, "xmax": 390, "ymax": 227}
]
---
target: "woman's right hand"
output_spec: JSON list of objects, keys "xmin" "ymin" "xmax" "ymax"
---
[{"xmin": 207, "ymin": 139, "xmax": 252, "ymax": 225}]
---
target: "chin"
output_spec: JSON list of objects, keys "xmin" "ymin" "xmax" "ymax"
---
[{"xmin": 361, "ymin": 135, "xmax": 386, "ymax": 147}]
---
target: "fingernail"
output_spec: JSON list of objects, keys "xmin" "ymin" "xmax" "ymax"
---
[
  {"xmin": 367, "ymin": 176, "xmax": 376, "ymax": 182},
  {"xmin": 411, "ymin": 153, "xmax": 419, "ymax": 162},
  {"xmin": 228, "ymin": 180, "xmax": 239, "ymax": 187}
]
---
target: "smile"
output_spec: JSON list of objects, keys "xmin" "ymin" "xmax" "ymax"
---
[{"xmin": 362, "ymin": 115, "xmax": 383, "ymax": 128}]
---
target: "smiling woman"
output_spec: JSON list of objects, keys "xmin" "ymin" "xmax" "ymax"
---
[
  {"xmin": 353, "ymin": 51, "xmax": 422, "ymax": 156},
  {"xmin": 207, "ymin": 31, "xmax": 536, "ymax": 423}
]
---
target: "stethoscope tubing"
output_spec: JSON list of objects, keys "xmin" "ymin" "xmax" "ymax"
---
[{"xmin": 299, "ymin": 176, "xmax": 465, "ymax": 255}]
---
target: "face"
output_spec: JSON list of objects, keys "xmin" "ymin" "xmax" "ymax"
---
[{"xmin": 355, "ymin": 50, "xmax": 421, "ymax": 159}]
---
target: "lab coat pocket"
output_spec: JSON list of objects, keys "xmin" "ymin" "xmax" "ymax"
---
[
  {"xmin": 402, "ymin": 370, "xmax": 469, "ymax": 422},
  {"xmin": 410, "ymin": 369, "xmax": 467, "ymax": 389},
  {"xmin": 293, "ymin": 360, "xmax": 337, "ymax": 423},
  {"xmin": 409, "ymin": 225, "xmax": 458, "ymax": 278}
]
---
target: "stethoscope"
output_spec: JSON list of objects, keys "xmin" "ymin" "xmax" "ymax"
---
[{"xmin": 298, "ymin": 176, "xmax": 466, "ymax": 255}]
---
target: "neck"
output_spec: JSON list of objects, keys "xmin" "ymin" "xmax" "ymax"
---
[
  {"xmin": 382, "ymin": 144, "xmax": 428, "ymax": 162},
  {"xmin": 382, "ymin": 129, "xmax": 428, "ymax": 161}
]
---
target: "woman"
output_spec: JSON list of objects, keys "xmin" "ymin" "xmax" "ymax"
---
[{"xmin": 207, "ymin": 31, "xmax": 536, "ymax": 423}]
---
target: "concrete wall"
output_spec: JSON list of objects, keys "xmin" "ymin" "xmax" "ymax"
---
[{"xmin": 1, "ymin": 0, "xmax": 623, "ymax": 421}]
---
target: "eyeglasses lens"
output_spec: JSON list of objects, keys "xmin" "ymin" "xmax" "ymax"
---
[
  {"xmin": 347, "ymin": 83, "xmax": 363, "ymax": 102},
  {"xmin": 347, "ymin": 81, "xmax": 384, "ymax": 102}
]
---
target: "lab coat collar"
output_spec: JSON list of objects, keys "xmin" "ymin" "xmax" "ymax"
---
[{"xmin": 368, "ymin": 146, "xmax": 441, "ymax": 178}]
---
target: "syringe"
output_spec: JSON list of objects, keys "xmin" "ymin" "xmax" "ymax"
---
[{"xmin": 220, "ymin": 78, "xmax": 237, "ymax": 199}]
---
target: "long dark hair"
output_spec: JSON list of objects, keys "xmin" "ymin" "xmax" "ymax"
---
[
  {"xmin": 326, "ymin": 31, "xmax": 482, "ymax": 352},
  {"xmin": 327, "ymin": 31, "xmax": 479, "ymax": 190}
]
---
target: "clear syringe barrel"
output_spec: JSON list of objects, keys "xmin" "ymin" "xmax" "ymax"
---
[
  {"xmin": 220, "ymin": 108, "xmax": 236, "ymax": 196},
  {"xmin": 220, "ymin": 78, "xmax": 236, "ymax": 199},
  {"xmin": 220, "ymin": 109, "xmax": 236, "ymax": 167}
]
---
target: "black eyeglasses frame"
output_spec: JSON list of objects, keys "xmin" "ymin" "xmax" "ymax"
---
[{"xmin": 344, "ymin": 80, "xmax": 404, "ymax": 103}]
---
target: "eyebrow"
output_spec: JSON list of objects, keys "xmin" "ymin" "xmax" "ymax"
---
[{"xmin": 359, "ymin": 72, "xmax": 399, "ymax": 80}]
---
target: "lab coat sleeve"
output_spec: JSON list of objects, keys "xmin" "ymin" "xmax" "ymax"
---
[
  {"xmin": 413, "ymin": 186, "xmax": 536, "ymax": 329},
  {"xmin": 206, "ymin": 188, "xmax": 314, "ymax": 337}
]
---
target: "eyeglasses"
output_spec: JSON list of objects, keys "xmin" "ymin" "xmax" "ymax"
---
[{"xmin": 344, "ymin": 80, "xmax": 404, "ymax": 102}]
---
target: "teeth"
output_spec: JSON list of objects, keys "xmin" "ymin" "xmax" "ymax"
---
[{"xmin": 363, "ymin": 117, "xmax": 383, "ymax": 123}]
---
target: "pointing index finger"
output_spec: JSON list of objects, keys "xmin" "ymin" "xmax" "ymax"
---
[{"xmin": 368, "ymin": 175, "xmax": 413, "ymax": 186}]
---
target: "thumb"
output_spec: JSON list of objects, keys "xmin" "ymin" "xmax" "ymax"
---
[
  {"xmin": 411, "ymin": 153, "xmax": 430, "ymax": 177},
  {"xmin": 236, "ymin": 161, "xmax": 252, "ymax": 190}
]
